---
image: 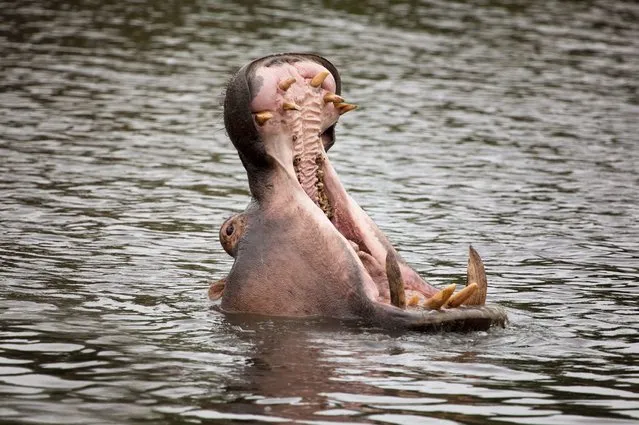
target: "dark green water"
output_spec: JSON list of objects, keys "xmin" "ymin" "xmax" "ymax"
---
[{"xmin": 1, "ymin": 0, "xmax": 637, "ymax": 424}]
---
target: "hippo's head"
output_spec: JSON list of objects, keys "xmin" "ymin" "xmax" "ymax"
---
[{"xmin": 212, "ymin": 53, "xmax": 507, "ymax": 332}]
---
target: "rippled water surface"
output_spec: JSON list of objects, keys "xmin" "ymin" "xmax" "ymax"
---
[{"xmin": 1, "ymin": 0, "xmax": 638, "ymax": 424}]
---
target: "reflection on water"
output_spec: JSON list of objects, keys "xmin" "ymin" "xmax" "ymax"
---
[{"xmin": 1, "ymin": 0, "xmax": 638, "ymax": 424}]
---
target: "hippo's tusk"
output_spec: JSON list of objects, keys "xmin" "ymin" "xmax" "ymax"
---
[
  {"xmin": 323, "ymin": 93, "xmax": 344, "ymax": 104},
  {"xmin": 283, "ymin": 101, "xmax": 301, "ymax": 111},
  {"xmin": 336, "ymin": 103, "xmax": 358, "ymax": 115},
  {"xmin": 465, "ymin": 245, "xmax": 487, "ymax": 305},
  {"xmin": 278, "ymin": 77, "xmax": 296, "ymax": 91},
  {"xmin": 254, "ymin": 111, "xmax": 273, "ymax": 126},
  {"xmin": 445, "ymin": 283, "xmax": 479, "ymax": 308},
  {"xmin": 310, "ymin": 70, "xmax": 330, "ymax": 87},
  {"xmin": 386, "ymin": 251, "xmax": 406, "ymax": 309},
  {"xmin": 423, "ymin": 284, "xmax": 456, "ymax": 310}
]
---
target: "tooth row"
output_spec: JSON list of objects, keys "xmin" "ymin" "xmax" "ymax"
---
[
  {"xmin": 316, "ymin": 154, "xmax": 333, "ymax": 219},
  {"xmin": 253, "ymin": 71, "xmax": 357, "ymax": 126},
  {"xmin": 297, "ymin": 92, "xmax": 323, "ymax": 203},
  {"xmin": 385, "ymin": 257, "xmax": 482, "ymax": 311},
  {"xmin": 421, "ymin": 282, "xmax": 480, "ymax": 310}
]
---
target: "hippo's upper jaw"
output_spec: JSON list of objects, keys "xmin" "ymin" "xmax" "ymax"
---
[{"xmin": 215, "ymin": 53, "xmax": 507, "ymax": 332}]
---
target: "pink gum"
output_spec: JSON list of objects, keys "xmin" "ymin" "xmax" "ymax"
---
[{"xmin": 249, "ymin": 62, "xmax": 337, "ymax": 113}]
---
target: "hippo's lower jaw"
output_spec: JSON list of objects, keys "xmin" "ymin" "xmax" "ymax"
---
[{"xmin": 214, "ymin": 53, "xmax": 507, "ymax": 332}]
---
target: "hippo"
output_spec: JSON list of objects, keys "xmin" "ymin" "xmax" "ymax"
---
[{"xmin": 211, "ymin": 53, "xmax": 507, "ymax": 332}]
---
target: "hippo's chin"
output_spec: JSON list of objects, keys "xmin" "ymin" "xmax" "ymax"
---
[{"xmin": 212, "ymin": 53, "xmax": 507, "ymax": 332}]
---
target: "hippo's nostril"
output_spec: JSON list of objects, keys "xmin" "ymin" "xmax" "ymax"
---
[{"xmin": 226, "ymin": 224, "xmax": 234, "ymax": 236}]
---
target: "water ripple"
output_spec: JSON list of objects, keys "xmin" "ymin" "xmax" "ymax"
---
[{"xmin": 1, "ymin": 0, "xmax": 638, "ymax": 423}]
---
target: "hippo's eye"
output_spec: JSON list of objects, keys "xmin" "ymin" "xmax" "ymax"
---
[{"xmin": 225, "ymin": 224, "xmax": 234, "ymax": 236}]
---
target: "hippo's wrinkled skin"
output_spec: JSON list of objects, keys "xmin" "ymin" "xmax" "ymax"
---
[{"xmin": 212, "ymin": 53, "xmax": 507, "ymax": 332}]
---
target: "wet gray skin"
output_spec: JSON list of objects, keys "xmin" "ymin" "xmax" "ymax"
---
[{"xmin": 217, "ymin": 53, "xmax": 507, "ymax": 331}]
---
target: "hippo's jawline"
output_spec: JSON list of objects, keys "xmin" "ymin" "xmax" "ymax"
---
[{"xmin": 216, "ymin": 53, "xmax": 507, "ymax": 332}]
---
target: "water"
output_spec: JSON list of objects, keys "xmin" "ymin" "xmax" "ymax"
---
[{"xmin": 1, "ymin": 0, "xmax": 637, "ymax": 423}]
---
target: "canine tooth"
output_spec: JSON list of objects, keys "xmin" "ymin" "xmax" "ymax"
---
[
  {"xmin": 466, "ymin": 245, "xmax": 488, "ymax": 305},
  {"xmin": 336, "ymin": 103, "xmax": 358, "ymax": 115},
  {"xmin": 255, "ymin": 111, "xmax": 273, "ymax": 126},
  {"xmin": 323, "ymin": 93, "xmax": 344, "ymax": 104},
  {"xmin": 445, "ymin": 283, "xmax": 479, "ymax": 308},
  {"xmin": 310, "ymin": 70, "xmax": 330, "ymax": 87},
  {"xmin": 283, "ymin": 101, "xmax": 301, "ymax": 111},
  {"xmin": 423, "ymin": 284, "xmax": 456, "ymax": 310},
  {"xmin": 386, "ymin": 251, "xmax": 406, "ymax": 309},
  {"xmin": 278, "ymin": 77, "xmax": 296, "ymax": 91}
]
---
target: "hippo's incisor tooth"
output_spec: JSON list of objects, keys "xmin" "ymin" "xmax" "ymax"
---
[
  {"xmin": 336, "ymin": 103, "xmax": 358, "ymax": 115},
  {"xmin": 386, "ymin": 251, "xmax": 406, "ymax": 309},
  {"xmin": 310, "ymin": 70, "xmax": 330, "ymax": 88},
  {"xmin": 323, "ymin": 93, "xmax": 344, "ymax": 104},
  {"xmin": 407, "ymin": 294, "xmax": 420, "ymax": 307},
  {"xmin": 255, "ymin": 111, "xmax": 273, "ymax": 126},
  {"xmin": 445, "ymin": 283, "xmax": 479, "ymax": 308},
  {"xmin": 283, "ymin": 101, "xmax": 301, "ymax": 111},
  {"xmin": 278, "ymin": 77, "xmax": 296, "ymax": 91},
  {"xmin": 423, "ymin": 284, "xmax": 456, "ymax": 310}
]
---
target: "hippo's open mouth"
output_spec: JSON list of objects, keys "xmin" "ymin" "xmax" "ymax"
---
[{"xmin": 213, "ymin": 53, "xmax": 507, "ymax": 331}]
